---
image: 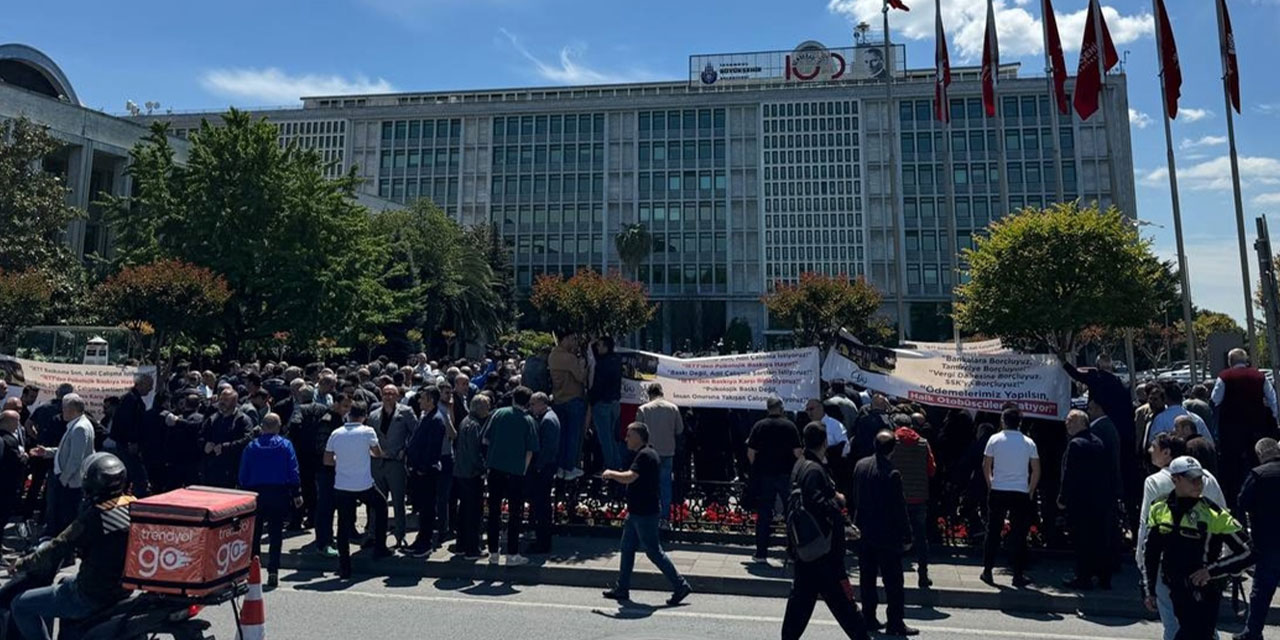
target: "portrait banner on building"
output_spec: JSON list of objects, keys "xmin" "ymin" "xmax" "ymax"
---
[
  {"xmin": 0, "ymin": 355, "xmax": 155, "ymax": 417},
  {"xmin": 618, "ymin": 348, "xmax": 820, "ymax": 412},
  {"xmin": 821, "ymin": 333, "xmax": 1071, "ymax": 420}
]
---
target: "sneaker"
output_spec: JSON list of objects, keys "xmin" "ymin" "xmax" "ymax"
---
[
  {"xmin": 979, "ymin": 570, "xmax": 994, "ymax": 585},
  {"xmin": 505, "ymin": 554, "xmax": 530, "ymax": 567},
  {"xmin": 555, "ymin": 470, "xmax": 568, "ymax": 480},
  {"xmin": 602, "ymin": 587, "xmax": 630, "ymax": 601},
  {"xmin": 566, "ymin": 468, "xmax": 585, "ymax": 480},
  {"xmin": 659, "ymin": 520, "xmax": 672, "ymax": 531},
  {"xmin": 321, "ymin": 546, "xmax": 338, "ymax": 558},
  {"xmin": 751, "ymin": 554, "xmax": 768, "ymax": 564},
  {"xmin": 488, "ymin": 553, "xmax": 500, "ymax": 565},
  {"xmin": 667, "ymin": 583, "xmax": 692, "ymax": 606},
  {"xmin": 883, "ymin": 624, "xmax": 920, "ymax": 637}
]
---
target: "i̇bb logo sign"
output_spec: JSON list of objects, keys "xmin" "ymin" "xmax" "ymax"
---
[{"xmin": 785, "ymin": 41, "xmax": 846, "ymax": 82}]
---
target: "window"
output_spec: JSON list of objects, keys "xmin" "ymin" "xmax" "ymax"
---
[
  {"xmin": 1021, "ymin": 96, "xmax": 1037, "ymax": 118},
  {"xmin": 381, "ymin": 122, "xmax": 393, "ymax": 140},
  {"xmin": 917, "ymin": 133, "xmax": 933, "ymax": 154},
  {"xmin": 954, "ymin": 166, "xmax": 968, "ymax": 184},
  {"xmin": 1005, "ymin": 131, "xmax": 1021, "ymax": 151},
  {"xmin": 951, "ymin": 132, "xmax": 967, "ymax": 152},
  {"xmin": 639, "ymin": 113, "xmax": 651, "ymax": 134}
]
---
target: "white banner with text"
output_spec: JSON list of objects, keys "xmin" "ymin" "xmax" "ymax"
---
[
  {"xmin": 618, "ymin": 348, "xmax": 821, "ymax": 412},
  {"xmin": 1, "ymin": 356, "xmax": 155, "ymax": 417}
]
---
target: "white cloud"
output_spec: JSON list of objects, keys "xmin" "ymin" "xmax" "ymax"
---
[
  {"xmin": 498, "ymin": 29, "xmax": 655, "ymax": 85},
  {"xmin": 1129, "ymin": 108, "xmax": 1153, "ymax": 129},
  {"xmin": 1141, "ymin": 155, "xmax": 1280, "ymax": 191},
  {"xmin": 200, "ymin": 68, "xmax": 395, "ymax": 104},
  {"xmin": 1255, "ymin": 104, "xmax": 1280, "ymax": 117},
  {"xmin": 1252, "ymin": 193, "xmax": 1280, "ymax": 206},
  {"xmin": 827, "ymin": 0, "xmax": 1152, "ymax": 61},
  {"xmin": 1180, "ymin": 135, "xmax": 1227, "ymax": 150},
  {"xmin": 1177, "ymin": 107, "xmax": 1212, "ymax": 122}
]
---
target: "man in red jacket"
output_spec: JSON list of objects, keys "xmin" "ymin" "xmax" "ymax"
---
[
  {"xmin": 1212, "ymin": 348, "xmax": 1280, "ymax": 506},
  {"xmin": 889, "ymin": 414, "xmax": 936, "ymax": 589}
]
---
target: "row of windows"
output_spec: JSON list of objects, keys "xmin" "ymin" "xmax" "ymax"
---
[
  {"xmin": 765, "ymin": 147, "xmax": 858, "ymax": 165},
  {"xmin": 498, "ymin": 204, "xmax": 603, "ymax": 226},
  {"xmin": 904, "ymin": 230, "xmax": 972, "ymax": 252},
  {"xmin": 899, "ymin": 96, "xmax": 1066, "ymax": 124},
  {"xmin": 764, "ymin": 181, "xmax": 853, "ymax": 197},
  {"xmin": 491, "ymin": 174, "xmax": 605, "ymax": 200},
  {"xmin": 762, "ymin": 117, "xmax": 856, "ymax": 134},
  {"xmin": 764, "ymin": 133, "xmax": 856, "ymax": 150},
  {"xmin": 520, "ymin": 235, "xmax": 604, "ymax": 256},
  {"xmin": 377, "ymin": 177, "xmax": 458, "ymax": 201},
  {"xmin": 638, "ymin": 203, "xmax": 728, "ymax": 226},
  {"xmin": 900, "ymin": 128, "xmax": 1074, "ymax": 155},
  {"xmin": 766, "ymin": 212, "xmax": 860, "ymax": 230},
  {"xmin": 764, "ymin": 102, "xmax": 857, "ymax": 118},
  {"xmin": 905, "ymin": 265, "xmax": 953, "ymax": 287},
  {"xmin": 639, "ymin": 140, "xmax": 726, "ymax": 167},
  {"xmin": 766, "ymin": 164, "xmax": 856, "ymax": 181},
  {"xmin": 638, "ymin": 109, "xmax": 726, "ymax": 137},
  {"xmin": 766, "ymin": 245, "xmax": 861, "ymax": 263},
  {"xmin": 900, "ymin": 195, "xmax": 1075, "ymax": 227},
  {"xmin": 902, "ymin": 161, "xmax": 1078, "ymax": 188},
  {"xmin": 635, "ymin": 265, "xmax": 728, "ymax": 287},
  {"xmin": 282, "ymin": 135, "xmax": 343, "ymax": 150},
  {"xmin": 647, "ymin": 233, "xmax": 728, "ymax": 255},
  {"xmin": 768, "ymin": 229, "xmax": 857, "ymax": 246},
  {"xmin": 492, "ymin": 114, "xmax": 606, "ymax": 139},
  {"xmin": 768, "ymin": 262, "xmax": 865, "ymax": 280},
  {"xmin": 765, "ymin": 196, "xmax": 861, "ymax": 213},
  {"xmin": 492, "ymin": 144, "xmax": 605, "ymax": 172},
  {"xmin": 637, "ymin": 171, "xmax": 727, "ymax": 199},
  {"xmin": 381, "ymin": 119, "xmax": 462, "ymax": 142},
  {"xmin": 280, "ymin": 121, "xmax": 345, "ymax": 136},
  {"xmin": 380, "ymin": 148, "xmax": 460, "ymax": 171}
]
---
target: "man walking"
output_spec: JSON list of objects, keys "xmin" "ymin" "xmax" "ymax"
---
[
  {"xmin": 1234, "ymin": 438, "xmax": 1280, "ymax": 640},
  {"xmin": 980, "ymin": 407, "xmax": 1040, "ymax": 587},
  {"xmin": 889, "ymin": 414, "xmax": 935, "ymax": 589},
  {"xmin": 238, "ymin": 413, "xmax": 301, "ymax": 588},
  {"xmin": 549, "ymin": 333, "xmax": 588, "ymax": 479},
  {"xmin": 602, "ymin": 422, "xmax": 692, "ymax": 606},
  {"xmin": 528, "ymin": 392, "xmax": 560, "ymax": 555},
  {"xmin": 746, "ymin": 396, "xmax": 801, "ymax": 563},
  {"xmin": 452, "ymin": 394, "xmax": 490, "ymax": 558},
  {"xmin": 31, "ymin": 393, "xmax": 94, "ymax": 539},
  {"xmin": 635, "ymin": 383, "xmax": 683, "ymax": 523},
  {"xmin": 324, "ymin": 401, "xmax": 389, "ymax": 579},
  {"xmin": 404, "ymin": 387, "xmax": 446, "ymax": 556},
  {"xmin": 851, "ymin": 431, "xmax": 917, "ymax": 636},
  {"xmin": 1212, "ymin": 349, "xmax": 1278, "ymax": 506},
  {"xmin": 780, "ymin": 422, "xmax": 870, "ymax": 640},
  {"xmin": 484, "ymin": 386, "xmax": 539, "ymax": 567},
  {"xmin": 312, "ymin": 393, "xmax": 350, "ymax": 556},
  {"xmin": 368, "ymin": 384, "xmax": 416, "ymax": 548},
  {"xmin": 1058, "ymin": 410, "xmax": 1113, "ymax": 590}
]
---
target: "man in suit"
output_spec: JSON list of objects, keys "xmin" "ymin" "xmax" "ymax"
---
[
  {"xmin": 1062, "ymin": 354, "xmax": 1137, "ymax": 517},
  {"xmin": 368, "ymin": 384, "xmax": 418, "ymax": 548},
  {"xmin": 850, "ymin": 431, "xmax": 917, "ymax": 636},
  {"xmin": 1212, "ymin": 348, "xmax": 1280, "ymax": 506},
  {"xmin": 1058, "ymin": 410, "xmax": 1114, "ymax": 590}
]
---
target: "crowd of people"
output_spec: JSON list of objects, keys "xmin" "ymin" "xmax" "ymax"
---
[{"xmin": 1, "ymin": 340, "xmax": 1278, "ymax": 639}]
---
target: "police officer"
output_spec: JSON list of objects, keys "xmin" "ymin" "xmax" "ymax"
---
[{"xmin": 1142, "ymin": 456, "xmax": 1254, "ymax": 639}]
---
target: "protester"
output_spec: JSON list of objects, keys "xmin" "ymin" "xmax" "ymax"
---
[
  {"xmin": 1062, "ymin": 353, "xmax": 1136, "ymax": 468},
  {"xmin": 1212, "ymin": 348, "xmax": 1280, "ymax": 507},
  {"xmin": 484, "ymin": 385, "xmax": 539, "ymax": 566},
  {"xmin": 1146, "ymin": 382, "xmax": 1212, "ymax": 448},
  {"xmin": 602, "ymin": 422, "xmax": 692, "ymax": 606},
  {"xmin": 588, "ymin": 337, "xmax": 624, "ymax": 471},
  {"xmin": 1183, "ymin": 384, "xmax": 1215, "ymax": 438},
  {"xmin": 325, "ymin": 400, "xmax": 390, "ymax": 579},
  {"xmin": 1236, "ymin": 438, "xmax": 1280, "ymax": 640},
  {"xmin": 368, "ymin": 384, "xmax": 416, "ymax": 548},
  {"xmin": 851, "ymin": 394, "xmax": 891, "ymax": 461},
  {"xmin": 405, "ymin": 387, "xmax": 446, "ymax": 556},
  {"xmin": 889, "ymin": 414, "xmax": 935, "ymax": 589},
  {"xmin": 635, "ymin": 383, "xmax": 683, "ymax": 523},
  {"xmin": 1174, "ymin": 415, "xmax": 1218, "ymax": 476},
  {"xmin": 1142, "ymin": 456, "xmax": 1252, "ymax": 639},
  {"xmin": 1058, "ymin": 410, "xmax": 1113, "ymax": 590},
  {"xmin": 109, "ymin": 374, "xmax": 151, "ymax": 497},
  {"xmin": 432, "ymin": 379, "xmax": 458, "ymax": 545},
  {"xmin": 31, "ymin": 393, "xmax": 94, "ymax": 539},
  {"xmin": 851, "ymin": 431, "xmax": 917, "ymax": 636},
  {"xmin": 549, "ymin": 333, "xmax": 588, "ymax": 480},
  {"xmin": 528, "ymin": 392, "xmax": 561, "ymax": 555},
  {"xmin": 746, "ymin": 396, "xmax": 801, "ymax": 563},
  {"xmin": 980, "ymin": 407, "xmax": 1040, "ymax": 587},
  {"xmin": 0, "ymin": 410, "xmax": 27, "ymax": 544},
  {"xmin": 24, "ymin": 383, "xmax": 72, "ymax": 524},
  {"xmin": 780, "ymin": 422, "xmax": 870, "ymax": 640},
  {"xmin": 199, "ymin": 389, "xmax": 253, "ymax": 489},
  {"xmin": 452, "ymin": 394, "xmax": 490, "ymax": 558},
  {"xmin": 238, "ymin": 413, "xmax": 301, "ymax": 587}
]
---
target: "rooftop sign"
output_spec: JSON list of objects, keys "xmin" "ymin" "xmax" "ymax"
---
[{"xmin": 690, "ymin": 41, "xmax": 905, "ymax": 88}]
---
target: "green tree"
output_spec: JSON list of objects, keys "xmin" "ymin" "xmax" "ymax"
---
[
  {"xmin": 614, "ymin": 223, "xmax": 652, "ymax": 279},
  {"xmin": 530, "ymin": 269, "xmax": 656, "ymax": 338},
  {"xmin": 467, "ymin": 222, "xmax": 517, "ymax": 331},
  {"xmin": 762, "ymin": 271, "xmax": 883, "ymax": 348},
  {"xmin": 1192, "ymin": 309, "xmax": 1245, "ymax": 363},
  {"xmin": 955, "ymin": 202, "xmax": 1165, "ymax": 357},
  {"xmin": 105, "ymin": 109, "xmax": 393, "ymax": 356},
  {"xmin": 94, "ymin": 259, "xmax": 231, "ymax": 367},
  {"xmin": 498, "ymin": 330, "xmax": 557, "ymax": 358},
  {"xmin": 0, "ymin": 270, "xmax": 52, "ymax": 347}
]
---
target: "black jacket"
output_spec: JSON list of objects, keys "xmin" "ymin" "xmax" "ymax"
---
[
  {"xmin": 851, "ymin": 410, "xmax": 890, "ymax": 461},
  {"xmin": 850, "ymin": 453, "xmax": 910, "ymax": 550},
  {"xmin": 792, "ymin": 452, "xmax": 848, "ymax": 561},
  {"xmin": 1239, "ymin": 459, "xmax": 1280, "ymax": 562},
  {"xmin": 1059, "ymin": 428, "xmax": 1110, "ymax": 509},
  {"xmin": 111, "ymin": 388, "xmax": 148, "ymax": 446},
  {"xmin": 16, "ymin": 495, "xmax": 135, "ymax": 606}
]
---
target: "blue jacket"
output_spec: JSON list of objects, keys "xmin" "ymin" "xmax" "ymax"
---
[
  {"xmin": 238, "ymin": 434, "xmax": 301, "ymax": 492},
  {"xmin": 406, "ymin": 411, "xmax": 446, "ymax": 472}
]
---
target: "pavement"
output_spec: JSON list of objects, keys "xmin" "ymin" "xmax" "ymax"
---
[{"xmin": 271, "ymin": 522, "xmax": 1275, "ymax": 625}]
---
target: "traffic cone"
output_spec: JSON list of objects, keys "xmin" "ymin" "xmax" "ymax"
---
[{"xmin": 237, "ymin": 556, "xmax": 266, "ymax": 640}]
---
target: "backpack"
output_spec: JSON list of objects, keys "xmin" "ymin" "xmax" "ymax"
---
[{"xmin": 786, "ymin": 460, "xmax": 833, "ymax": 563}]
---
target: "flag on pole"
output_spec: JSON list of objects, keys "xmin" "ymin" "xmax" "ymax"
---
[
  {"xmin": 887, "ymin": 0, "xmax": 910, "ymax": 11},
  {"xmin": 1073, "ymin": 0, "xmax": 1119, "ymax": 121},
  {"xmin": 1154, "ymin": 0, "xmax": 1182, "ymax": 118},
  {"xmin": 1219, "ymin": 0, "xmax": 1241, "ymax": 113},
  {"xmin": 981, "ymin": 0, "xmax": 1000, "ymax": 117},
  {"xmin": 1042, "ymin": 0, "xmax": 1069, "ymax": 114},
  {"xmin": 935, "ymin": 0, "xmax": 952, "ymax": 123}
]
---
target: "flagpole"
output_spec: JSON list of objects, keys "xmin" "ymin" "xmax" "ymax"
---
[
  {"xmin": 884, "ymin": 1, "xmax": 907, "ymax": 343},
  {"xmin": 993, "ymin": 69, "xmax": 1011, "ymax": 218},
  {"xmin": 1092, "ymin": 0, "xmax": 1112, "ymax": 211},
  {"xmin": 942, "ymin": 1, "xmax": 961, "ymax": 349},
  {"xmin": 1216, "ymin": 0, "xmax": 1256, "ymax": 350},
  {"xmin": 1040, "ymin": 0, "xmax": 1066, "ymax": 203},
  {"xmin": 1152, "ymin": 0, "xmax": 1198, "ymax": 384}
]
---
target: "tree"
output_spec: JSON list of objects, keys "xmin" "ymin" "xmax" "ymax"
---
[
  {"xmin": 1193, "ymin": 309, "xmax": 1244, "ymax": 363},
  {"xmin": 0, "ymin": 270, "xmax": 52, "ymax": 347},
  {"xmin": 105, "ymin": 110, "xmax": 393, "ymax": 356},
  {"xmin": 94, "ymin": 259, "xmax": 231, "ymax": 366},
  {"xmin": 719, "ymin": 317, "xmax": 754, "ymax": 354},
  {"xmin": 614, "ymin": 224, "xmax": 652, "ymax": 279},
  {"xmin": 762, "ymin": 272, "xmax": 883, "ymax": 348},
  {"xmin": 955, "ymin": 202, "xmax": 1165, "ymax": 357},
  {"xmin": 467, "ymin": 222, "xmax": 517, "ymax": 331},
  {"xmin": 530, "ymin": 269, "xmax": 656, "ymax": 338}
]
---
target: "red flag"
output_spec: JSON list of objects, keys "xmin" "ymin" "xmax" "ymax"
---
[
  {"xmin": 1220, "ymin": 0, "xmax": 1241, "ymax": 113},
  {"xmin": 1155, "ymin": 0, "xmax": 1181, "ymax": 118},
  {"xmin": 1042, "ymin": 0, "xmax": 1069, "ymax": 114},
  {"xmin": 1073, "ymin": 0, "xmax": 1119, "ymax": 121},
  {"xmin": 981, "ymin": 0, "xmax": 999, "ymax": 117},
  {"xmin": 935, "ymin": 0, "xmax": 952, "ymax": 123},
  {"xmin": 887, "ymin": 0, "xmax": 910, "ymax": 11}
]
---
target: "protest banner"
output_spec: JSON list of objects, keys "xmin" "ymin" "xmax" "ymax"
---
[
  {"xmin": 618, "ymin": 347, "xmax": 820, "ymax": 412},
  {"xmin": 821, "ymin": 333, "xmax": 1071, "ymax": 420},
  {"xmin": 1, "ymin": 355, "xmax": 155, "ymax": 417}
]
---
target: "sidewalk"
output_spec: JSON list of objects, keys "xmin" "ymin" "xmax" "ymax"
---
[{"xmin": 273, "ymin": 524, "xmax": 1274, "ymax": 624}]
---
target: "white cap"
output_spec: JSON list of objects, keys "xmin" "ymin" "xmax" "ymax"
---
[{"xmin": 1168, "ymin": 455, "xmax": 1204, "ymax": 479}]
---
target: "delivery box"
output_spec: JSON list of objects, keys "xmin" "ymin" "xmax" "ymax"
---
[{"xmin": 124, "ymin": 486, "xmax": 257, "ymax": 596}]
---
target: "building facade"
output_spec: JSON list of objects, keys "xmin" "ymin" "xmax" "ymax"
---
[{"xmin": 138, "ymin": 40, "xmax": 1136, "ymax": 348}]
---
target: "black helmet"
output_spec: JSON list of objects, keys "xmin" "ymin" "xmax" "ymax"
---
[{"xmin": 81, "ymin": 453, "xmax": 127, "ymax": 501}]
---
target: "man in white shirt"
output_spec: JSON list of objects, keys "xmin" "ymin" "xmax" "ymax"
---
[
  {"xmin": 325, "ymin": 401, "xmax": 389, "ymax": 579},
  {"xmin": 980, "ymin": 407, "xmax": 1040, "ymax": 587},
  {"xmin": 1137, "ymin": 432, "xmax": 1227, "ymax": 640}
]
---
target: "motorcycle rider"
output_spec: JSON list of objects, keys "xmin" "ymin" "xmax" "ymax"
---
[{"xmin": 8, "ymin": 453, "xmax": 135, "ymax": 640}]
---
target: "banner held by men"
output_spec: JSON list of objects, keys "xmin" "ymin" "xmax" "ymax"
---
[{"xmin": 617, "ymin": 348, "xmax": 820, "ymax": 412}]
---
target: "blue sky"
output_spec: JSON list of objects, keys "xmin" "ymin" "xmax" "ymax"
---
[{"xmin": 6, "ymin": 0, "xmax": 1280, "ymax": 323}]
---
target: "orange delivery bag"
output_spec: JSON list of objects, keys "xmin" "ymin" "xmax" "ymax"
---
[{"xmin": 123, "ymin": 486, "xmax": 258, "ymax": 596}]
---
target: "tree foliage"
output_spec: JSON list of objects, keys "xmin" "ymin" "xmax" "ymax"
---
[
  {"xmin": 0, "ymin": 270, "xmax": 53, "ymax": 346},
  {"xmin": 614, "ymin": 223, "xmax": 652, "ymax": 278},
  {"xmin": 530, "ymin": 269, "xmax": 656, "ymax": 338},
  {"xmin": 466, "ymin": 222, "xmax": 517, "ymax": 331},
  {"xmin": 719, "ymin": 317, "xmax": 754, "ymax": 354},
  {"xmin": 762, "ymin": 272, "xmax": 883, "ymax": 348},
  {"xmin": 94, "ymin": 259, "xmax": 231, "ymax": 365},
  {"xmin": 955, "ymin": 202, "xmax": 1165, "ymax": 356}
]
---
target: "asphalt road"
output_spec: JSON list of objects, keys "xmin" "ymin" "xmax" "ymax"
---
[{"xmin": 198, "ymin": 572, "xmax": 1176, "ymax": 640}]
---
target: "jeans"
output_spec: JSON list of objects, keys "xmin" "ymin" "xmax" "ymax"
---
[
  {"xmin": 528, "ymin": 465, "xmax": 556, "ymax": 551},
  {"xmin": 371, "ymin": 458, "xmax": 408, "ymax": 542},
  {"xmin": 554, "ymin": 397, "xmax": 587, "ymax": 473},
  {"xmin": 1245, "ymin": 557, "xmax": 1280, "ymax": 637},
  {"xmin": 860, "ymin": 545, "xmax": 906, "ymax": 628},
  {"xmin": 336, "ymin": 485, "xmax": 387, "ymax": 576},
  {"xmin": 616, "ymin": 514, "xmax": 688, "ymax": 593},
  {"xmin": 408, "ymin": 468, "xmax": 438, "ymax": 548},
  {"xmin": 486, "ymin": 469, "xmax": 525, "ymax": 555},
  {"xmin": 314, "ymin": 468, "xmax": 336, "ymax": 548},
  {"xmin": 906, "ymin": 502, "xmax": 930, "ymax": 573},
  {"xmin": 42, "ymin": 477, "xmax": 80, "ymax": 540},
  {"xmin": 983, "ymin": 489, "xmax": 1032, "ymax": 577},
  {"xmin": 659, "ymin": 456, "xmax": 674, "ymax": 521},
  {"xmin": 592, "ymin": 401, "xmax": 623, "ymax": 470},
  {"xmin": 453, "ymin": 475, "xmax": 484, "ymax": 555},
  {"xmin": 753, "ymin": 473, "xmax": 790, "ymax": 557},
  {"xmin": 250, "ymin": 485, "xmax": 290, "ymax": 574},
  {"xmin": 782, "ymin": 556, "xmax": 868, "ymax": 640},
  {"xmin": 12, "ymin": 577, "xmax": 99, "ymax": 640}
]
